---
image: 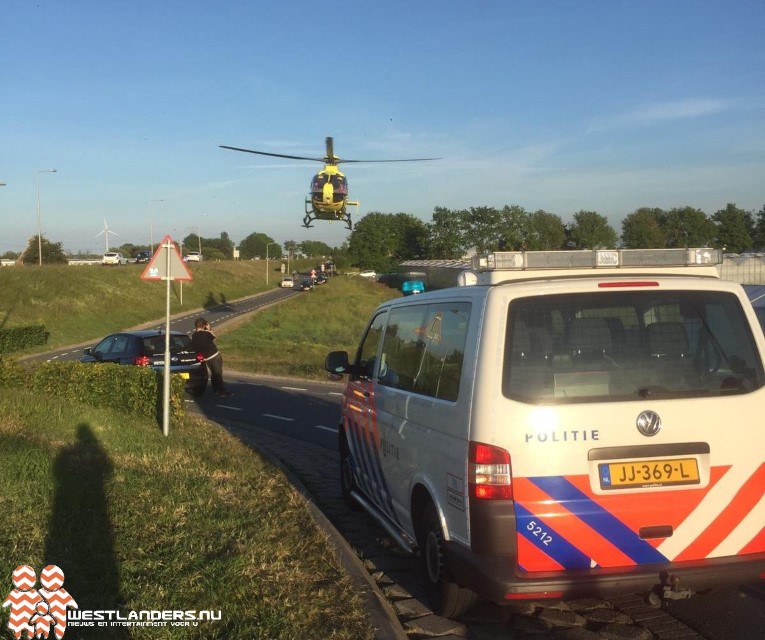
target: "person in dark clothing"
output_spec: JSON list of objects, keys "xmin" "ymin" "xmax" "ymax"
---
[{"xmin": 190, "ymin": 317, "xmax": 232, "ymax": 397}]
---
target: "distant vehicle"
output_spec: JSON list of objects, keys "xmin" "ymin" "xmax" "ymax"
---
[
  {"xmin": 298, "ymin": 278, "xmax": 314, "ymax": 291},
  {"xmin": 358, "ymin": 270, "xmax": 377, "ymax": 279},
  {"xmin": 401, "ymin": 280, "xmax": 425, "ymax": 295},
  {"xmin": 280, "ymin": 276, "xmax": 294, "ymax": 288},
  {"xmin": 315, "ymin": 272, "xmax": 328, "ymax": 285},
  {"xmin": 135, "ymin": 250, "xmax": 152, "ymax": 263},
  {"xmin": 185, "ymin": 251, "xmax": 202, "ymax": 262},
  {"xmin": 102, "ymin": 252, "xmax": 127, "ymax": 266},
  {"xmin": 80, "ymin": 329, "xmax": 207, "ymax": 396}
]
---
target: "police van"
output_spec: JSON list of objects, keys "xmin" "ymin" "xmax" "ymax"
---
[{"xmin": 325, "ymin": 248, "xmax": 765, "ymax": 617}]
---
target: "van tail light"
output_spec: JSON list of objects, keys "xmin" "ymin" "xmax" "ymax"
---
[
  {"xmin": 195, "ymin": 353, "xmax": 206, "ymax": 363},
  {"xmin": 133, "ymin": 355, "xmax": 151, "ymax": 367},
  {"xmin": 469, "ymin": 441, "xmax": 512, "ymax": 500}
]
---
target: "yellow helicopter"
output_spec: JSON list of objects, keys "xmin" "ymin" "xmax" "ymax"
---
[{"xmin": 220, "ymin": 137, "xmax": 438, "ymax": 230}]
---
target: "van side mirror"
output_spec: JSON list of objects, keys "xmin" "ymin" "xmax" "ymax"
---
[
  {"xmin": 83, "ymin": 347, "xmax": 93, "ymax": 356},
  {"xmin": 325, "ymin": 350, "xmax": 351, "ymax": 376}
]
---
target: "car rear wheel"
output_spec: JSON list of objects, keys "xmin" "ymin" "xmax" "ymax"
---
[{"xmin": 419, "ymin": 502, "xmax": 477, "ymax": 618}]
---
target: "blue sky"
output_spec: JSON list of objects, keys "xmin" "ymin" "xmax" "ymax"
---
[{"xmin": 1, "ymin": 1, "xmax": 764, "ymax": 255}]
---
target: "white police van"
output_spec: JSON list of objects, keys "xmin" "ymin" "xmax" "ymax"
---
[{"xmin": 325, "ymin": 248, "xmax": 765, "ymax": 617}]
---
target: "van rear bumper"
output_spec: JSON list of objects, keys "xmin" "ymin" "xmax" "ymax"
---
[{"xmin": 445, "ymin": 543, "xmax": 765, "ymax": 604}]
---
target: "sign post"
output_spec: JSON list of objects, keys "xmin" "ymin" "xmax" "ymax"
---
[{"xmin": 140, "ymin": 236, "xmax": 193, "ymax": 436}]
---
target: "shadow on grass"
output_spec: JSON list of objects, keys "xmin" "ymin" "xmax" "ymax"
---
[{"xmin": 43, "ymin": 423, "xmax": 129, "ymax": 639}]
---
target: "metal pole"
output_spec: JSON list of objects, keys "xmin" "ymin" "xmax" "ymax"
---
[{"xmin": 162, "ymin": 239, "xmax": 172, "ymax": 437}]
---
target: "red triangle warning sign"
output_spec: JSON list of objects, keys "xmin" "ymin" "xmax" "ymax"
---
[{"xmin": 140, "ymin": 235, "xmax": 193, "ymax": 281}]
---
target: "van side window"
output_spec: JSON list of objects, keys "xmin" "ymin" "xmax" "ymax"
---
[
  {"xmin": 380, "ymin": 302, "xmax": 471, "ymax": 401},
  {"xmin": 353, "ymin": 311, "xmax": 387, "ymax": 381}
]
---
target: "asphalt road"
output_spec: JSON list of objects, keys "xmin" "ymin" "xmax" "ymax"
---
[
  {"xmin": 28, "ymin": 287, "xmax": 298, "ymax": 364},
  {"xmin": 189, "ymin": 370, "xmax": 765, "ymax": 640}
]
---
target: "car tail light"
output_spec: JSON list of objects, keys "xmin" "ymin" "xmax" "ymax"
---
[
  {"xmin": 195, "ymin": 353, "xmax": 205, "ymax": 363},
  {"xmin": 469, "ymin": 441, "xmax": 512, "ymax": 500},
  {"xmin": 133, "ymin": 355, "xmax": 151, "ymax": 367}
]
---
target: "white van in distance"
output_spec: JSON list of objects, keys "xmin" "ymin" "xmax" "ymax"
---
[{"xmin": 325, "ymin": 248, "xmax": 765, "ymax": 617}]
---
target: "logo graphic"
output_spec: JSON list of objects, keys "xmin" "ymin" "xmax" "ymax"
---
[
  {"xmin": 636, "ymin": 410, "xmax": 662, "ymax": 437},
  {"xmin": 2, "ymin": 565, "xmax": 78, "ymax": 639}
]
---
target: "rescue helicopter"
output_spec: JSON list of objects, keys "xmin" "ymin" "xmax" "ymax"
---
[{"xmin": 219, "ymin": 137, "xmax": 438, "ymax": 230}]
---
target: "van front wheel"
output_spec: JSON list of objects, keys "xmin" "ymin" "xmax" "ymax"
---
[{"xmin": 419, "ymin": 503, "xmax": 477, "ymax": 618}]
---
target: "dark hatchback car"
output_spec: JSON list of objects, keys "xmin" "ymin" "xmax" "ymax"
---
[
  {"xmin": 80, "ymin": 329, "xmax": 208, "ymax": 396},
  {"xmin": 298, "ymin": 278, "xmax": 314, "ymax": 291},
  {"xmin": 135, "ymin": 250, "xmax": 152, "ymax": 263}
]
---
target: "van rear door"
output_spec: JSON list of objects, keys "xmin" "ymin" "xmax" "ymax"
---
[{"xmin": 488, "ymin": 281, "xmax": 765, "ymax": 575}]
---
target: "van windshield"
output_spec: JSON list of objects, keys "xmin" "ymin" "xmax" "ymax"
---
[{"xmin": 503, "ymin": 290, "xmax": 765, "ymax": 403}]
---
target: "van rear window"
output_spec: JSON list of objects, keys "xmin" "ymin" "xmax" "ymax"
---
[{"xmin": 503, "ymin": 290, "xmax": 765, "ymax": 403}]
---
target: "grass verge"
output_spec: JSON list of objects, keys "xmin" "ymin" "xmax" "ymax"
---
[
  {"xmin": 0, "ymin": 390, "xmax": 373, "ymax": 640},
  {"xmin": 220, "ymin": 276, "xmax": 400, "ymax": 379}
]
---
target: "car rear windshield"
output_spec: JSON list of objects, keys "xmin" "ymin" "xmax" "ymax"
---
[
  {"xmin": 142, "ymin": 334, "xmax": 194, "ymax": 355},
  {"xmin": 503, "ymin": 290, "xmax": 765, "ymax": 403}
]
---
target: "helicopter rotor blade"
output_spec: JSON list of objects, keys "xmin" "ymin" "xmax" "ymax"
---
[
  {"xmin": 219, "ymin": 145, "xmax": 325, "ymax": 163},
  {"xmin": 337, "ymin": 157, "xmax": 441, "ymax": 164}
]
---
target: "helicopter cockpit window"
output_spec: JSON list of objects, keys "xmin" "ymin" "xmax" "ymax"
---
[
  {"xmin": 311, "ymin": 175, "xmax": 328, "ymax": 192},
  {"xmin": 330, "ymin": 175, "xmax": 348, "ymax": 195}
]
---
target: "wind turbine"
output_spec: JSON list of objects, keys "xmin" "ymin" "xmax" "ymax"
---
[{"xmin": 96, "ymin": 218, "xmax": 118, "ymax": 253}]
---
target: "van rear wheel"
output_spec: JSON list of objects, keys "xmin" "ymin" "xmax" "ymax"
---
[{"xmin": 419, "ymin": 503, "xmax": 477, "ymax": 618}]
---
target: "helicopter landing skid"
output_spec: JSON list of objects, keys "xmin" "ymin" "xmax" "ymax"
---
[{"xmin": 304, "ymin": 199, "xmax": 356, "ymax": 231}]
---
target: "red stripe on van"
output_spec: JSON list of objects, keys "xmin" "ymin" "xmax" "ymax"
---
[
  {"xmin": 739, "ymin": 526, "xmax": 765, "ymax": 555},
  {"xmin": 514, "ymin": 478, "xmax": 635, "ymax": 568},
  {"xmin": 567, "ymin": 469, "xmax": 728, "ymax": 548},
  {"xmin": 516, "ymin": 533, "xmax": 565, "ymax": 572},
  {"xmin": 674, "ymin": 463, "xmax": 765, "ymax": 561}
]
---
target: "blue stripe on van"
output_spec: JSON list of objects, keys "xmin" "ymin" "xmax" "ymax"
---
[
  {"xmin": 345, "ymin": 415, "xmax": 373, "ymax": 498},
  {"xmin": 530, "ymin": 476, "xmax": 668, "ymax": 565},
  {"xmin": 514, "ymin": 503, "xmax": 591, "ymax": 569},
  {"xmin": 346, "ymin": 411, "xmax": 399, "ymax": 524}
]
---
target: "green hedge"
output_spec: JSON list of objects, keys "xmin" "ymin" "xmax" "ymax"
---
[
  {"xmin": 0, "ymin": 357, "xmax": 26, "ymax": 388},
  {"xmin": 0, "ymin": 324, "xmax": 49, "ymax": 353},
  {"xmin": 27, "ymin": 361, "xmax": 187, "ymax": 421}
]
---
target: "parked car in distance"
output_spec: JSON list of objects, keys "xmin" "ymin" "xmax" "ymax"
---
[
  {"xmin": 102, "ymin": 252, "xmax": 128, "ymax": 266},
  {"xmin": 358, "ymin": 270, "xmax": 377, "ymax": 279},
  {"xmin": 80, "ymin": 330, "xmax": 208, "ymax": 396},
  {"xmin": 185, "ymin": 251, "xmax": 202, "ymax": 262},
  {"xmin": 298, "ymin": 278, "xmax": 314, "ymax": 291},
  {"xmin": 315, "ymin": 272, "xmax": 328, "ymax": 285},
  {"xmin": 280, "ymin": 276, "xmax": 294, "ymax": 288},
  {"xmin": 135, "ymin": 250, "xmax": 152, "ymax": 263}
]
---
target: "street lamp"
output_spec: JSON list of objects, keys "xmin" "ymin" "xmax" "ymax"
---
[
  {"xmin": 266, "ymin": 242, "xmax": 278, "ymax": 285},
  {"xmin": 149, "ymin": 198, "xmax": 164, "ymax": 253},
  {"xmin": 36, "ymin": 169, "xmax": 57, "ymax": 266}
]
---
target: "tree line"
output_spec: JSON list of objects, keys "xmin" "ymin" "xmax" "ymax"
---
[
  {"xmin": 346, "ymin": 203, "xmax": 765, "ymax": 272},
  {"xmin": 7, "ymin": 202, "xmax": 764, "ymax": 271}
]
